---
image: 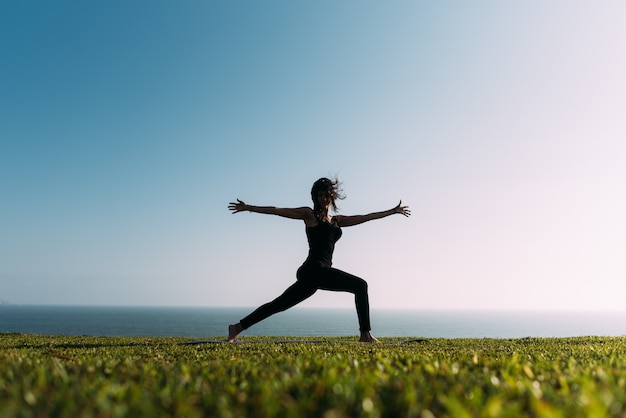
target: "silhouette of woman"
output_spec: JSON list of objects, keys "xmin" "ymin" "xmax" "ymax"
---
[{"xmin": 227, "ymin": 177, "xmax": 410, "ymax": 342}]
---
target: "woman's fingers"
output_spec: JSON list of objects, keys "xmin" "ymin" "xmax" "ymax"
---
[
  {"xmin": 228, "ymin": 198, "xmax": 247, "ymax": 213},
  {"xmin": 396, "ymin": 200, "xmax": 411, "ymax": 217}
]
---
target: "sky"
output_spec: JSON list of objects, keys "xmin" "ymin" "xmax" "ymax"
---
[{"xmin": 2, "ymin": 1, "xmax": 625, "ymax": 311}]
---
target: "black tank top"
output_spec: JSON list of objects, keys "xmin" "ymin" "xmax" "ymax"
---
[{"xmin": 304, "ymin": 219, "xmax": 342, "ymax": 267}]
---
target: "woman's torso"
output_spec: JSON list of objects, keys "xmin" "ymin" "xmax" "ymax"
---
[{"xmin": 303, "ymin": 218, "xmax": 342, "ymax": 268}]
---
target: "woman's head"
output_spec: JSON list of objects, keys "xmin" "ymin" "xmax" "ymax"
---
[{"xmin": 311, "ymin": 177, "xmax": 344, "ymax": 216}]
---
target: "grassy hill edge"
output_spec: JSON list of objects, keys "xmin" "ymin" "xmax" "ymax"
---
[{"xmin": 2, "ymin": 334, "xmax": 626, "ymax": 417}]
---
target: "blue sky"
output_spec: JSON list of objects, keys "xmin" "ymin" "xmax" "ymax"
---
[{"xmin": 2, "ymin": 1, "xmax": 625, "ymax": 311}]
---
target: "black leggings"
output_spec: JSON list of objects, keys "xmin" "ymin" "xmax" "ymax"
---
[{"xmin": 239, "ymin": 264, "xmax": 371, "ymax": 332}]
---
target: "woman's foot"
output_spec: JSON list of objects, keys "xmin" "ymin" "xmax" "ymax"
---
[
  {"xmin": 359, "ymin": 331, "xmax": 380, "ymax": 343},
  {"xmin": 228, "ymin": 323, "xmax": 243, "ymax": 343}
]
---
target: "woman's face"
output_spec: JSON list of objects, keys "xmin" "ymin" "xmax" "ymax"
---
[{"xmin": 315, "ymin": 190, "xmax": 332, "ymax": 208}]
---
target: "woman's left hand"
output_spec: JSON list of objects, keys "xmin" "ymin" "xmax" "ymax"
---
[{"xmin": 393, "ymin": 200, "xmax": 411, "ymax": 217}]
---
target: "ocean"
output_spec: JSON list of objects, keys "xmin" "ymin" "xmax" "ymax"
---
[{"xmin": 1, "ymin": 306, "xmax": 626, "ymax": 339}]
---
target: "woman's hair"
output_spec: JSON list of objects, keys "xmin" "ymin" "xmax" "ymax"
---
[{"xmin": 311, "ymin": 177, "xmax": 345, "ymax": 218}]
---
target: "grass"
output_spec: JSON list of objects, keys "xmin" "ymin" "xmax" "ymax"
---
[{"xmin": 2, "ymin": 334, "xmax": 626, "ymax": 417}]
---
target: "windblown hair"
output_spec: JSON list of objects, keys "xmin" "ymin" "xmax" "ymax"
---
[{"xmin": 311, "ymin": 177, "xmax": 345, "ymax": 219}]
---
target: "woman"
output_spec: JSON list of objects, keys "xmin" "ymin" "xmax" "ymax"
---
[{"xmin": 227, "ymin": 177, "xmax": 410, "ymax": 343}]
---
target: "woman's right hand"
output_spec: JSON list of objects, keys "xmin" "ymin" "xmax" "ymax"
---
[{"xmin": 228, "ymin": 198, "xmax": 248, "ymax": 214}]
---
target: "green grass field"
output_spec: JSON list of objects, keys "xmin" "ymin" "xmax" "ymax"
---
[{"xmin": 2, "ymin": 333, "xmax": 626, "ymax": 417}]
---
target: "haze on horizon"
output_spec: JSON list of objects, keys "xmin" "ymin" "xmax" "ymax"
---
[{"xmin": 2, "ymin": 2, "xmax": 625, "ymax": 311}]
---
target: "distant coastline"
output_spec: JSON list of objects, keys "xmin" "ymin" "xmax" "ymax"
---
[
  {"xmin": 2, "ymin": 305, "xmax": 626, "ymax": 338},
  {"xmin": 0, "ymin": 299, "xmax": 11, "ymax": 306}
]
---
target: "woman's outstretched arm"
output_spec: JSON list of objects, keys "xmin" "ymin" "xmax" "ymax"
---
[
  {"xmin": 336, "ymin": 200, "xmax": 410, "ymax": 227},
  {"xmin": 229, "ymin": 198, "xmax": 315, "ymax": 221}
]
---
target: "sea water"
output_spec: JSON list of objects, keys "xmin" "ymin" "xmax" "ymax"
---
[{"xmin": 1, "ymin": 306, "xmax": 626, "ymax": 339}]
